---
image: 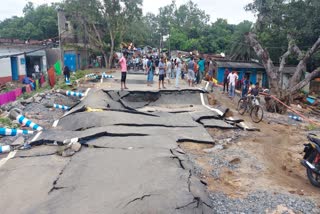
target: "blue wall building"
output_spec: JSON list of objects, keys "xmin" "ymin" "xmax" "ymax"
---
[{"xmin": 215, "ymin": 60, "xmax": 268, "ymax": 88}]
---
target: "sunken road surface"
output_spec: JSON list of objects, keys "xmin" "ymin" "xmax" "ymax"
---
[{"xmin": 0, "ymin": 89, "xmax": 245, "ymax": 213}]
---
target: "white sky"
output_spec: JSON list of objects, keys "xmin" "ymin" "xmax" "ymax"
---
[{"xmin": 0, "ymin": 0, "xmax": 256, "ymax": 24}]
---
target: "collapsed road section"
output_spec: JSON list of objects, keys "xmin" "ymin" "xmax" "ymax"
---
[{"xmin": 0, "ymin": 88, "xmax": 257, "ymax": 213}]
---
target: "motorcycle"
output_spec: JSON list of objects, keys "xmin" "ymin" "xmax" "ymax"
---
[{"xmin": 301, "ymin": 133, "xmax": 320, "ymax": 187}]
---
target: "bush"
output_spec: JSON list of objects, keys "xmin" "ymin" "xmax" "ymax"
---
[{"xmin": 0, "ymin": 117, "xmax": 19, "ymax": 129}]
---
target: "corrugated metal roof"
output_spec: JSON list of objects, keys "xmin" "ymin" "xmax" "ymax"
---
[
  {"xmin": 0, "ymin": 47, "xmax": 46, "ymax": 57},
  {"xmin": 215, "ymin": 60, "xmax": 265, "ymax": 69}
]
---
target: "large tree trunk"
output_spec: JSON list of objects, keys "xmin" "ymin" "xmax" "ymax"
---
[
  {"xmin": 245, "ymin": 33, "xmax": 298, "ymax": 114},
  {"xmin": 289, "ymin": 36, "xmax": 320, "ymax": 87},
  {"xmin": 245, "ymin": 32, "xmax": 281, "ymax": 96},
  {"xmin": 109, "ymin": 32, "xmax": 114, "ymax": 69},
  {"xmin": 103, "ymin": 52, "xmax": 108, "ymax": 69}
]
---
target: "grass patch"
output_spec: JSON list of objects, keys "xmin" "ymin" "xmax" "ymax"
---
[
  {"xmin": 306, "ymin": 124, "xmax": 320, "ymax": 131},
  {"xmin": 54, "ymin": 70, "xmax": 93, "ymax": 90},
  {"xmin": 0, "ymin": 117, "xmax": 19, "ymax": 129}
]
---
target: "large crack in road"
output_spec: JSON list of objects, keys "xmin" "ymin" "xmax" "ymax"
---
[{"xmin": 0, "ymin": 88, "xmax": 254, "ymax": 213}]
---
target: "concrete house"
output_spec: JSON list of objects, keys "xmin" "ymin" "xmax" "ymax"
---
[
  {"xmin": 215, "ymin": 60, "xmax": 268, "ymax": 88},
  {"xmin": 0, "ymin": 40, "xmax": 47, "ymax": 84},
  {"xmin": 54, "ymin": 10, "xmax": 90, "ymax": 71}
]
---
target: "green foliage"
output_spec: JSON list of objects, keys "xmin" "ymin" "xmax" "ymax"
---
[
  {"xmin": 229, "ymin": 21, "xmax": 256, "ymax": 60},
  {"xmin": 124, "ymin": 0, "xmax": 254, "ymax": 55},
  {"xmin": 0, "ymin": 2, "xmax": 59, "ymax": 40},
  {"xmin": 246, "ymin": 0, "xmax": 320, "ymax": 64},
  {"xmin": 305, "ymin": 124, "xmax": 320, "ymax": 131},
  {"xmin": 73, "ymin": 70, "xmax": 92, "ymax": 79},
  {"xmin": 0, "ymin": 117, "xmax": 19, "ymax": 129}
]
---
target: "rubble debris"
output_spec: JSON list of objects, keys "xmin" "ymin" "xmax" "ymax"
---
[
  {"xmin": 57, "ymin": 141, "xmax": 82, "ymax": 157},
  {"xmin": 203, "ymin": 145, "xmax": 224, "ymax": 153},
  {"xmin": 207, "ymin": 93, "xmax": 217, "ymax": 105}
]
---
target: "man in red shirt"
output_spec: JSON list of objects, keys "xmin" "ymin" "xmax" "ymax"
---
[{"xmin": 119, "ymin": 52, "xmax": 128, "ymax": 90}]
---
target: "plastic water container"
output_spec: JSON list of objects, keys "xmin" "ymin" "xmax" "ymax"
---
[
  {"xmin": 0, "ymin": 145, "xmax": 11, "ymax": 154},
  {"xmin": 288, "ymin": 114, "xmax": 303, "ymax": 122}
]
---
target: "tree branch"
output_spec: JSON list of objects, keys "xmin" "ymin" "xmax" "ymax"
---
[
  {"xmin": 279, "ymin": 36, "xmax": 301, "ymax": 74},
  {"xmin": 290, "ymin": 36, "xmax": 320, "ymax": 87},
  {"xmin": 279, "ymin": 48, "xmax": 291, "ymax": 75},
  {"xmin": 92, "ymin": 23, "xmax": 104, "ymax": 46},
  {"xmin": 245, "ymin": 32, "xmax": 280, "ymax": 94},
  {"xmin": 289, "ymin": 67, "xmax": 320, "ymax": 93}
]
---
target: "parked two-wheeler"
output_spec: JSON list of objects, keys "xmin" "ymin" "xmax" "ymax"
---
[{"xmin": 301, "ymin": 133, "xmax": 320, "ymax": 187}]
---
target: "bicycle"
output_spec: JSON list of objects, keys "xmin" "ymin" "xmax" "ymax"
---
[{"xmin": 237, "ymin": 95, "xmax": 264, "ymax": 123}]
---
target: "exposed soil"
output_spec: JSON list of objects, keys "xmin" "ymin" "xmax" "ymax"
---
[{"xmin": 180, "ymin": 86, "xmax": 320, "ymax": 211}]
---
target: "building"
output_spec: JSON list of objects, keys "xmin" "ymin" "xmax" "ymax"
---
[
  {"xmin": 56, "ymin": 10, "xmax": 90, "ymax": 71},
  {"xmin": 274, "ymin": 66, "xmax": 311, "ymax": 92},
  {"xmin": 0, "ymin": 41, "xmax": 47, "ymax": 84},
  {"xmin": 275, "ymin": 66, "xmax": 299, "ymax": 90},
  {"xmin": 215, "ymin": 60, "xmax": 268, "ymax": 88}
]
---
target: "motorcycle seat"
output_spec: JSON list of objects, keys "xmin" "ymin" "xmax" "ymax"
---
[{"xmin": 309, "ymin": 135, "xmax": 320, "ymax": 145}]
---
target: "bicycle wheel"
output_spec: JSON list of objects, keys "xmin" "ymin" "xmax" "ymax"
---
[
  {"xmin": 250, "ymin": 105, "xmax": 264, "ymax": 123},
  {"xmin": 237, "ymin": 98, "xmax": 247, "ymax": 115}
]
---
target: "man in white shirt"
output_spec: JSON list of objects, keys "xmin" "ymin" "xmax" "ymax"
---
[
  {"xmin": 166, "ymin": 59, "xmax": 172, "ymax": 84},
  {"xmin": 175, "ymin": 53, "xmax": 182, "ymax": 88},
  {"xmin": 227, "ymin": 71, "xmax": 238, "ymax": 99},
  {"xmin": 143, "ymin": 56, "xmax": 148, "ymax": 74}
]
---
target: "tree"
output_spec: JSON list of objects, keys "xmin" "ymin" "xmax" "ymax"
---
[
  {"xmin": 63, "ymin": 0, "xmax": 108, "ymax": 66},
  {"xmin": 64, "ymin": 0, "xmax": 142, "ymax": 68},
  {"xmin": 156, "ymin": 0, "xmax": 210, "ymax": 52},
  {"xmin": 245, "ymin": 0, "xmax": 320, "ymax": 106},
  {"xmin": 229, "ymin": 21, "xmax": 256, "ymax": 61},
  {"xmin": 0, "ymin": 2, "xmax": 58, "ymax": 40}
]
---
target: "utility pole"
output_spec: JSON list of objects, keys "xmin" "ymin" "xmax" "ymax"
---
[
  {"xmin": 159, "ymin": 33, "xmax": 161, "ymax": 57},
  {"xmin": 57, "ymin": 9, "xmax": 64, "ymax": 73},
  {"xmin": 168, "ymin": 22, "xmax": 171, "ymax": 58}
]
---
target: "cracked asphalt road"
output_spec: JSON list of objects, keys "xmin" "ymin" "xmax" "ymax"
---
[{"xmin": 0, "ymin": 74, "xmax": 243, "ymax": 213}]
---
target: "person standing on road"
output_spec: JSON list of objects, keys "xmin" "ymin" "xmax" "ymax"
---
[
  {"xmin": 194, "ymin": 58, "xmax": 199, "ymax": 84},
  {"xmin": 208, "ymin": 58, "xmax": 214, "ymax": 79},
  {"xmin": 119, "ymin": 52, "xmax": 128, "ymax": 90},
  {"xmin": 155, "ymin": 57, "xmax": 160, "ymax": 76},
  {"xmin": 181, "ymin": 61, "xmax": 186, "ymax": 80},
  {"xmin": 143, "ymin": 56, "xmax": 147, "ymax": 73},
  {"xmin": 158, "ymin": 57, "xmax": 166, "ymax": 89},
  {"xmin": 146, "ymin": 56, "xmax": 154, "ymax": 87},
  {"xmin": 187, "ymin": 57, "xmax": 195, "ymax": 87},
  {"xmin": 223, "ymin": 69, "xmax": 230, "ymax": 94},
  {"xmin": 166, "ymin": 59, "xmax": 172, "ymax": 84},
  {"xmin": 227, "ymin": 70, "xmax": 238, "ymax": 99},
  {"xmin": 175, "ymin": 53, "xmax": 182, "ymax": 88},
  {"xmin": 171, "ymin": 59, "xmax": 175, "ymax": 79},
  {"xmin": 63, "ymin": 65, "xmax": 70, "ymax": 83},
  {"xmin": 242, "ymin": 75, "xmax": 249, "ymax": 98},
  {"xmin": 197, "ymin": 57, "xmax": 205, "ymax": 84}
]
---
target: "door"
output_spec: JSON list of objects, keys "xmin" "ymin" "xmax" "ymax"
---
[
  {"xmin": 77, "ymin": 54, "xmax": 81, "ymax": 70},
  {"xmin": 11, "ymin": 57, "xmax": 19, "ymax": 81},
  {"xmin": 42, "ymin": 56, "xmax": 47, "ymax": 72},
  {"xmin": 250, "ymin": 70, "xmax": 257, "ymax": 85},
  {"xmin": 64, "ymin": 54, "xmax": 76, "ymax": 72}
]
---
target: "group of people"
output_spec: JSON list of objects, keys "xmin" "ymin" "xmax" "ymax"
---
[
  {"xmin": 141, "ymin": 53, "xmax": 213, "ymax": 89},
  {"xmin": 144, "ymin": 55, "xmax": 181, "ymax": 89},
  {"xmin": 117, "ymin": 52, "xmax": 218, "ymax": 91},
  {"xmin": 222, "ymin": 69, "xmax": 260, "ymax": 99}
]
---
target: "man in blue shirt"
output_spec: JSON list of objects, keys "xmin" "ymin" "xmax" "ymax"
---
[
  {"xmin": 187, "ymin": 57, "xmax": 195, "ymax": 87},
  {"xmin": 146, "ymin": 56, "xmax": 154, "ymax": 86},
  {"xmin": 197, "ymin": 57, "xmax": 205, "ymax": 84}
]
